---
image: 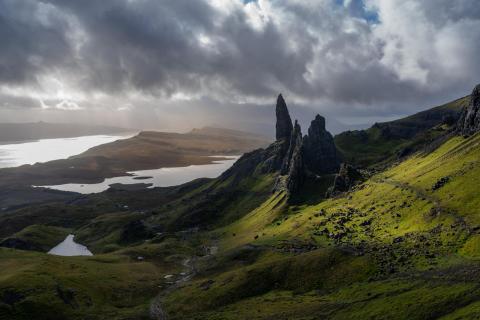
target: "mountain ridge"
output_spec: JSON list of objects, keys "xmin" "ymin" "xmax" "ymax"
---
[{"xmin": 1, "ymin": 85, "xmax": 480, "ymax": 319}]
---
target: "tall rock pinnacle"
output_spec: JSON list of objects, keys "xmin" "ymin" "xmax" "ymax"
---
[
  {"xmin": 302, "ymin": 114, "xmax": 340, "ymax": 175},
  {"xmin": 458, "ymin": 84, "xmax": 480, "ymax": 136},
  {"xmin": 285, "ymin": 120, "xmax": 304, "ymax": 193},
  {"xmin": 275, "ymin": 94, "xmax": 293, "ymax": 141}
]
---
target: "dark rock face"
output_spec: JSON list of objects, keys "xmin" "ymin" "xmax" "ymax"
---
[
  {"xmin": 458, "ymin": 84, "xmax": 480, "ymax": 136},
  {"xmin": 220, "ymin": 139, "xmax": 288, "ymax": 182},
  {"xmin": 281, "ymin": 120, "xmax": 302, "ymax": 175},
  {"xmin": 302, "ymin": 115, "xmax": 340, "ymax": 175},
  {"xmin": 275, "ymin": 94, "xmax": 293, "ymax": 141},
  {"xmin": 225, "ymin": 95, "xmax": 340, "ymax": 198},
  {"xmin": 285, "ymin": 121, "xmax": 305, "ymax": 193},
  {"xmin": 274, "ymin": 120, "xmax": 304, "ymax": 194},
  {"xmin": 327, "ymin": 164, "xmax": 363, "ymax": 197},
  {"xmin": 273, "ymin": 105, "xmax": 339, "ymax": 196}
]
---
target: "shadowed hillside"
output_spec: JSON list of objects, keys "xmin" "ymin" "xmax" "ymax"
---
[
  {"xmin": 335, "ymin": 96, "xmax": 470, "ymax": 167},
  {"xmin": 1, "ymin": 85, "xmax": 480, "ymax": 319}
]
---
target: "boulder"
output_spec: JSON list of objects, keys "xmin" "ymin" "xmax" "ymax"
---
[{"xmin": 327, "ymin": 163, "xmax": 363, "ymax": 196}]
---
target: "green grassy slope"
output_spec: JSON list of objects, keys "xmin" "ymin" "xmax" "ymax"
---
[
  {"xmin": 0, "ymin": 248, "xmax": 173, "ymax": 320},
  {"xmin": 335, "ymin": 96, "xmax": 469, "ymax": 167},
  {"xmin": 161, "ymin": 132, "xmax": 480, "ymax": 319},
  {"xmin": 2, "ymin": 100, "xmax": 480, "ymax": 319},
  {"xmin": 1, "ymin": 225, "xmax": 71, "ymax": 252}
]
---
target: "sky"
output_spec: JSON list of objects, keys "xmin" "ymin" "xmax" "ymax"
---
[{"xmin": 0, "ymin": 0, "xmax": 479, "ymax": 135}]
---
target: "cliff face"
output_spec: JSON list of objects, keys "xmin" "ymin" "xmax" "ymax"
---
[
  {"xmin": 281, "ymin": 121, "xmax": 305, "ymax": 193},
  {"xmin": 220, "ymin": 94, "xmax": 341, "ymax": 197},
  {"xmin": 302, "ymin": 115, "xmax": 340, "ymax": 175},
  {"xmin": 458, "ymin": 84, "xmax": 480, "ymax": 136},
  {"xmin": 275, "ymin": 94, "xmax": 293, "ymax": 141},
  {"xmin": 272, "ymin": 95, "xmax": 340, "ymax": 195}
]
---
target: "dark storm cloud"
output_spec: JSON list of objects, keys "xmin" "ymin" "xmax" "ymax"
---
[
  {"xmin": 0, "ymin": 0, "xmax": 479, "ymax": 129},
  {"xmin": 0, "ymin": 0, "xmax": 73, "ymax": 85},
  {"xmin": 38, "ymin": 0, "xmax": 313, "ymax": 99}
]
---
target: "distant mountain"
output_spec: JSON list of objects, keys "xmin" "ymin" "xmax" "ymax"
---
[
  {"xmin": 189, "ymin": 126, "xmax": 270, "ymax": 140},
  {"xmin": 0, "ymin": 122, "xmax": 132, "ymax": 143}
]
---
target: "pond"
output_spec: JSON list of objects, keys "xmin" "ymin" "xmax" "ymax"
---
[{"xmin": 48, "ymin": 234, "xmax": 93, "ymax": 256}]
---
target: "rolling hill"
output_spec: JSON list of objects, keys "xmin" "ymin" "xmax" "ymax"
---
[{"xmin": 1, "ymin": 85, "xmax": 480, "ymax": 319}]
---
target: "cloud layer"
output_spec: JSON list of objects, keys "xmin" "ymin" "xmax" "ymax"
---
[{"xmin": 0, "ymin": 0, "xmax": 479, "ymax": 133}]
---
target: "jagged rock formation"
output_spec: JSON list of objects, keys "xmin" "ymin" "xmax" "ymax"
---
[
  {"xmin": 281, "ymin": 120, "xmax": 302, "ymax": 175},
  {"xmin": 275, "ymin": 120, "xmax": 304, "ymax": 193},
  {"xmin": 221, "ymin": 94, "xmax": 340, "ymax": 197},
  {"xmin": 302, "ymin": 115, "xmax": 340, "ymax": 175},
  {"xmin": 326, "ymin": 164, "xmax": 363, "ymax": 197},
  {"xmin": 273, "ymin": 98, "xmax": 339, "ymax": 195},
  {"xmin": 275, "ymin": 94, "xmax": 293, "ymax": 141},
  {"xmin": 458, "ymin": 84, "xmax": 480, "ymax": 136},
  {"xmin": 285, "ymin": 141, "xmax": 304, "ymax": 193}
]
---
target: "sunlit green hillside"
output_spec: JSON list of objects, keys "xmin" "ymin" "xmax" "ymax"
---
[{"xmin": 163, "ymin": 132, "xmax": 480, "ymax": 319}]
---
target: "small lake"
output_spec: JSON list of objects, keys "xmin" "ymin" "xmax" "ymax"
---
[
  {"xmin": 48, "ymin": 234, "xmax": 93, "ymax": 256},
  {"xmin": 36, "ymin": 156, "xmax": 239, "ymax": 194},
  {"xmin": 0, "ymin": 134, "xmax": 134, "ymax": 168}
]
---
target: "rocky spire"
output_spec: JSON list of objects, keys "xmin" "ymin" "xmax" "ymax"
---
[
  {"xmin": 274, "ymin": 120, "xmax": 305, "ymax": 195},
  {"xmin": 285, "ymin": 121, "xmax": 304, "ymax": 193},
  {"xmin": 458, "ymin": 84, "xmax": 480, "ymax": 136},
  {"xmin": 281, "ymin": 120, "xmax": 302, "ymax": 175},
  {"xmin": 302, "ymin": 114, "xmax": 340, "ymax": 175},
  {"xmin": 275, "ymin": 94, "xmax": 293, "ymax": 141}
]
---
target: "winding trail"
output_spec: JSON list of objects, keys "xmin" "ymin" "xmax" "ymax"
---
[
  {"xmin": 149, "ymin": 257, "xmax": 196, "ymax": 320},
  {"xmin": 149, "ymin": 244, "xmax": 218, "ymax": 319}
]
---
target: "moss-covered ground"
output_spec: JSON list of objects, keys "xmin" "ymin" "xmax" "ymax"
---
[
  {"xmin": 161, "ymin": 132, "xmax": 480, "ymax": 319},
  {"xmin": 2, "ymin": 130, "xmax": 480, "ymax": 319}
]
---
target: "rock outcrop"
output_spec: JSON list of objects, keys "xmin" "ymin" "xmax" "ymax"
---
[
  {"xmin": 281, "ymin": 120, "xmax": 302, "ymax": 175},
  {"xmin": 275, "ymin": 94, "xmax": 293, "ymax": 141},
  {"xmin": 223, "ymin": 94, "xmax": 340, "ymax": 198},
  {"xmin": 326, "ymin": 164, "xmax": 363, "ymax": 197},
  {"xmin": 283, "ymin": 121, "xmax": 305, "ymax": 193},
  {"xmin": 458, "ymin": 84, "xmax": 480, "ymax": 136},
  {"xmin": 273, "ymin": 99, "xmax": 339, "ymax": 195},
  {"xmin": 302, "ymin": 115, "xmax": 340, "ymax": 175}
]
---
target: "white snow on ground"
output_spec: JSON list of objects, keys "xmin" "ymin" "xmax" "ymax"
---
[{"xmin": 48, "ymin": 234, "xmax": 93, "ymax": 256}]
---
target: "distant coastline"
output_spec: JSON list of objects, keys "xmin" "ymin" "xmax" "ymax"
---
[{"xmin": 0, "ymin": 122, "xmax": 133, "ymax": 144}]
